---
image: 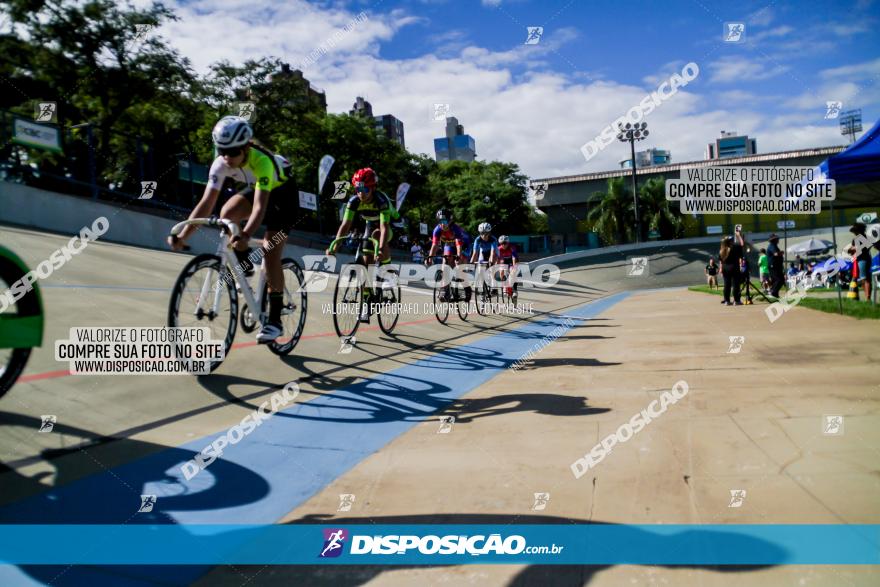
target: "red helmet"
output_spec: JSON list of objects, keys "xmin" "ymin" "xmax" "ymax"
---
[{"xmin": 351, "ymin": 167, "xmax": 378, "ymax": 189}]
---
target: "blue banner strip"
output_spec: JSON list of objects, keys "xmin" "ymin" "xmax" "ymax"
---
[{"xmin": 0, "ymin": 525, "xmax": 878, "ymax": 565}]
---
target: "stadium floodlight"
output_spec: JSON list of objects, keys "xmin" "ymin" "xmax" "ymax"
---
[
  {"xmin": 617, "ymin": 121, "xmax": 649, "ymax": 243},
  {"xmin": 839, "ymin": 109, "xmax": 862, "ymax": 144}
]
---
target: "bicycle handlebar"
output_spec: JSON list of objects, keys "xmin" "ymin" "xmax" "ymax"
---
[{"xmin": 169, "ymin": 216, "xmax": 240, "ymax": 238}]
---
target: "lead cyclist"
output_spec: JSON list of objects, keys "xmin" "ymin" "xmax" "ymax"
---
[{"xmin": 167, "ymin": 115, "xmax": 298, "ymax": 343}]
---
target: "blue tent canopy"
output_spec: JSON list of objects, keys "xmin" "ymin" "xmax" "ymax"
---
[{"xmin": 818, "ymin": 118, "xmax": 880, "ymax": 195}]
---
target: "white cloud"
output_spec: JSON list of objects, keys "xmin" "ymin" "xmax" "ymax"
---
[
  {"xmin": 146, "ymin": 0, "xmax": 869, "ymax": 180},
  {"xmin": 707, "ymin": 56, "xmax": 789, "ymax": 83}
]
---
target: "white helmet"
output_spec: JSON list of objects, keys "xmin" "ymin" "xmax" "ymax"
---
[
  {"xmin": 498, "ymin": 235, "xmax": 509, "ymax": 244},
  {"xmin": 478, "ymin": 222, "xmax": 492, "ymax": 234},
  {"xmin": 212, "ymin": 115, "xmax": 253, "ymax": 148}
]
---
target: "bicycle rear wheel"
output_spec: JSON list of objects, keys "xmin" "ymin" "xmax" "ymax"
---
[
  {"xmin": 268, "ymin": 258, "xmax": 308, "ymax": 356},
  {"xmin": 167, "ymin": 254, "xmax": 237, "ymax": 373},
  {"xmin": 333, "ymin": 265, "xmax": 364, "ymax": 337}
]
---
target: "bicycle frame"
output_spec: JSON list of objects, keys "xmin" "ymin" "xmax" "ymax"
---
[{"xmin": 170, "ymin": 217, "xmax": 266, "ymax": 324}]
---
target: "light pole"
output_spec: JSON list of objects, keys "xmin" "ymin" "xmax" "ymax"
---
[{"xmin": 617, "ymin": 122, "xmax": 648, "ymax": 242}]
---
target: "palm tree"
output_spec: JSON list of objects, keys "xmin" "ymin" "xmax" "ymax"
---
[
  {"xmin": 586, "ymin": 177, "xmax": 634, "ymax": 244},
  {"xmin": 638, "ymin": 177, "xmax": 686, "ymax": 239}
]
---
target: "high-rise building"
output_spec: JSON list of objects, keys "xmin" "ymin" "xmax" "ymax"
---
[
  {"xmin": 706, "ymin": 130, "xmax": 757, "ymax": 159},
  {"xmin": 619, "ymin": 148, "xmax": 671, "ymax": 169},
  {"xmin": 350, "ymin": 97, "xmax": 406, "ymax": 148},
  {"xmin": 433, "ymin": 116, "xmax": 476, "ymax": 162},
  {"xmin": 374, "ymin": 114, "xmax": 405, "ymax": 148},
  {"xmin": 239, "ymin": 63, "xmax": 327, "ymax": 114}
]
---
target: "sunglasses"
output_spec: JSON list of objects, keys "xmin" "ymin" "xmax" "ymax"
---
[
  {"xmin": 218, "ymin": 146, "xmax": 243, "ymax": 157},
  {"xmin": 356, "ymin": 186, "xmax": 370, "ymax": 193}
]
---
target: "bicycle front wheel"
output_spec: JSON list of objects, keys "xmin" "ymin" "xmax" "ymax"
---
[
  {"xmin": 377, "ymin": 271, "xmax": 401, "ymax": 335},
  {"xmin": 268, "ymin": 258, "xmax": 308, "ymax": 356},
  {"xmin": 0, "ymin": 251, "xmax": 42, "ymax": 399},
  {"xmin": 333, "ymin": 265, "xmax": 364, "ymax": 337},
  {"xmin": 167, "ymin": 254, "xmax": 237, "ymax": 373}
]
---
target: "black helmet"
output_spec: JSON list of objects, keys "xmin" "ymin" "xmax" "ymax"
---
[{"xmin": 436, "ymin": 208, "xmax": 452, "ymax": 222}]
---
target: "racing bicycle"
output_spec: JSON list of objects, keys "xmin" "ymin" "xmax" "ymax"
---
[
  {"xmin": 328, "ymin": 221, "xmax": 401, "ymax": 338},
  {"xmin": 0, "ymin": 245, "xmax": 44, "ymax": 398},
  {"xmin": 429, "ymin": 256, "xmax": 470, "ymax": 324},
  {"xmin": 167, "ymin": 217, "xmax": 307, "ymax": 372},
  {"xmin": 473, "ymin": 260, "xmax": 500, "ymax": 316}
]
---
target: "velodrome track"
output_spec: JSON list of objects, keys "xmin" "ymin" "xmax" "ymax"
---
[{"xmin": 0, "ymin": 225, "xmax": 878, "ymax": 586}]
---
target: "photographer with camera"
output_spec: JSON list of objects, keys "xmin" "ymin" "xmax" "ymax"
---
[{"xmin": 719, "ymin": 225, "xmax": 746, "ymax": 306}]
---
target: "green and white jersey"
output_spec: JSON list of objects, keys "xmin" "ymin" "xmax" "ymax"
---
[{"xmin": 206, "ymin": 147, "xmax": 288, "ymax": 193}]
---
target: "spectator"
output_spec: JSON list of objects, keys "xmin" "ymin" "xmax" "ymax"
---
[
  {"xmin": 796, "ymin": 255, "xmax": 806, "ymax": 273},
  {"xmin": 410, "ymin": 240, "xmax": 424, "ymax": 263},
  {"xmin": 849, "ymin": 222, "xmax": 873, "ymax": 300},
  {"xmin": 766, "ymin": 234, "xmax": 785, "ymax": 298},
  {"xmin": 719, "ymin": 229, "xmax": 744, "ymax": 306},
  {"xmin": 787, "ymin": 262, "xmax": 798, "ymax": 278},
  {"xmin": 705, "ymin": 257, "xmax": 719, "ymax": 289},
  {"xmin": 758, "ymin": 248, "xmax": 770, "ymax": 293},
  {"xmin": 739, "ymin": 255, "xmax": 753, "ymax": 304}
]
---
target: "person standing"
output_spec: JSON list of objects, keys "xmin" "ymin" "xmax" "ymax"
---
[
  {"xmin": 849, "ymin": 222, "xmax": 873, "ymax": 300},
  {"xmin": 719, "ymin": 231, "xmax": 744, "ymax": 306},
  {"xmin": 758, "ymin": 248, "xmax": 770, "ymax": 293},
  {"xmin": 705, "ymin": 257, "xmax": 719, "ymax": 289},
  {"xmin": 766, "ymin": 234, "xmax": 785, "ymax": 298}
]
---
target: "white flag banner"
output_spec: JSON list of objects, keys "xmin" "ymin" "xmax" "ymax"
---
[
  {"xmin": 318, "ymin": 155, "xmax": 335, "ymax": 194},
  {"xmin": 396, "ymin": 183, "xmax": 411, "ymax": 211}
]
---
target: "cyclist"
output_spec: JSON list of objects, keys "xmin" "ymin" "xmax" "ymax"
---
[
  {"xmin": 470, "ymin": 222, "xmax": 498, "ymax": 306},
  {"xmin": 496, "ymin": 235, "xmax": 519, "ymax": 304},
  {"xmin": 168, "ymin": 115, "xmax": 297, "ymax": 344},
  {"xmin": 427, "ymin": 209, "xmax": 467, "ymax": 265},
  {"xmin": 326, "ymin": 167, "xmax": 398, "ymax": 322},
  {"xmin": 426, "ymin": 209, "xmax": 468, "ymax": 302}
]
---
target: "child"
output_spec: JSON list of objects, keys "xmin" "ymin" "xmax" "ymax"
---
[
  {"xmin": 758, "ymin": 248, "xmax": 770, "ymax": 293},
  {"xmin": 705, "ymin": 257, "xmax": 719, "ymax": 289}
]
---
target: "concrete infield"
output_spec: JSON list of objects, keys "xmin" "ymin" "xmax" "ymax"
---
[{"xmin": 0, "ymin": 224, "xmax": 877, "ymax": 586}]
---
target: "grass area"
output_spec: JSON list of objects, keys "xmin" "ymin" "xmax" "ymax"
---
[{"xmin": 687, "ymin": 285, "xmax": 880, "ymax": 320}]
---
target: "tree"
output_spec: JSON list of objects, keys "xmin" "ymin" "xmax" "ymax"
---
[
  {"xmin": 638, "ymin": 177, "xmax": 686, "ymax": 239},
  {"xmin": 586, "ymin": 177, "xmax": 634, "ymax": 245}
]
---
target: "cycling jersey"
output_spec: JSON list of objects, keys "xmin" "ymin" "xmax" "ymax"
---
[
  {"xmin": 206, "ymin": 145, "xmax": 288, "ymax": 194},
  {"xmin": 432, "ymin": 223, "xmax": 467, "ymax": 246},
  {"xmin": 472, "ymin": 236, "xmax": 498, "ymax": 262},
  {"xmin": 343, "ymin": 191, "xmax": 398, "ymax": 224},
  {"xmin": 497, "ymin": 243, "xmax": 518, "ymax": 264}
]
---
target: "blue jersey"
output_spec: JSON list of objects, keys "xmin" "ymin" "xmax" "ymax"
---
[{"xmin": 472, "ymin": 236, "xmax": 498, "ymax": 262}]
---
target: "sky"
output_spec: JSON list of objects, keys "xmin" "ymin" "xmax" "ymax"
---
[{"xmin": 146, "ymin": 0, "xmax": 879, "ymax": 180}]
